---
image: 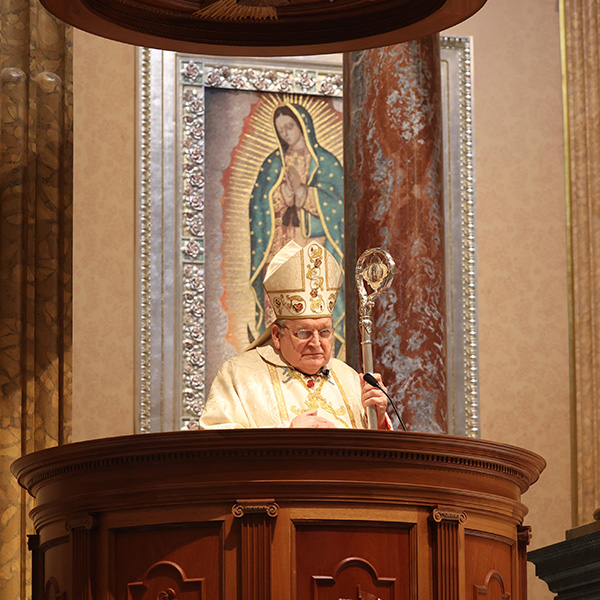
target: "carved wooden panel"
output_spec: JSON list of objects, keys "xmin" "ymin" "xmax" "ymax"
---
[
  {"xmin": 113, "ymin": 523, "xmax": 223, "ymax": 600},
  {"xmin": 39, "ymin": 535, "xmax": 70, "ymax": 600},
  {"xmin": 465, "ymin": 530, "xmax": 514, "ymax": 600},
  {"xmin": 294, "ymin": 521, "xmax": 414, "ymax": 600}
]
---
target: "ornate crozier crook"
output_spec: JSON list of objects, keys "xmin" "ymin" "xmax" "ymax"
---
[{"xmin": 355, "ymin": 248, "xmax": 396, "ymax": 429}]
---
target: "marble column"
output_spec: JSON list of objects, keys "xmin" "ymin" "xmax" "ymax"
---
[
  {"xmin": 344, "ymin": 36, "xmax": 447, "ymax": 433},
  {"xmin": 0, "ymin": 1, "xmax": 72, "ymax": 597}
]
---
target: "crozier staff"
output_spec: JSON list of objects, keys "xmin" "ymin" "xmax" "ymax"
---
[{"xmin": 200, "ymin": 241, "xmax": 390, "ymax": 430}]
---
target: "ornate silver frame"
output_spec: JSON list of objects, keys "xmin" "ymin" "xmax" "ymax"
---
[
  {"xmin": 136, "ymin": 40, "xmax": 479, "ymax": 436},
  {"xmin": 440, "ymin": 36, "xmax": 479, "ymax": 437}
]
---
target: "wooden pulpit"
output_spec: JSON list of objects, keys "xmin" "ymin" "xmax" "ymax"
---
[{"xmin": 12, "ymin": 429, "xmax": 545, "ymax": 600}]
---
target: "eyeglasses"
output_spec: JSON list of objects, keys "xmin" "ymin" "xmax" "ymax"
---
[{"xmin": 279, "ymin": 324, "xmax": 333, "ymax": 341}]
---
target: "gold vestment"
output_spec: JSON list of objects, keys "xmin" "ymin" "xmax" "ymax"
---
[{"xmin": 200, "ymin": 344, "xmax": 367, "ymax": 429}]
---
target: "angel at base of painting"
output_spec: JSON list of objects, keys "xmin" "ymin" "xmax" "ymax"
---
[{"xmin": 249, "ymin": 102, "xmax": 345, "ymax": 355}]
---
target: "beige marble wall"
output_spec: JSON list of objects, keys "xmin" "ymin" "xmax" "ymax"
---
[
  {"xmin": 446, "ymin": 1, "xmax": 570, "ymax": 599},
  {"xmin": 71, "ymin": 1, "xmax": 571, "ymax": 597},
  {"xmin": 72, "ymin": 30, "xmax": 136, "ymax": 441}
]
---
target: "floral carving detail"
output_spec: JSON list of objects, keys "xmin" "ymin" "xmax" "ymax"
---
[
  {"xmin": 182, "ymin": 419, "xmax": 200, "ymax": 430},
  {"xmin": 189, "ymin": 300, "xmax": 204, "ymax": 319},
  {"xmin": 319, "ymin": 81, "xmax": 335, "ymax": 95},
  {"xmin": 189, "ymin": 373, "xmax": 204, "ymax": 390},
  {"xmin": 183, "ymin": 240, "xmax": 202, "ymax": 259},
  {"xmin": 190, "ymin": 126, "xmax": 204, "ymax": 141},
  {"xmin": 318, "ymin": 74, "xmax": 343, "ymax": 96},
  {"xmin": 189, "ymin": 172, "xmax": 205, "ymax": 188},
  {"xmin": 189, "ymin": 324, "xmax": 204, "ymax": 342},
  {"xmin": 295, "ymin": 70, "xmax": 316, "ymax": 90},
  {"xmin": 205, "ymin": 70, "xmax": 221, "ymax": 86},
  {"xmin": 187, "ymin": 194, "xmax": 204, "ymax": 212},
  {"xmin": 253, "ymin": 76, "xmax": 270, "ymax": 91},
  {"xmin": 188, "ymin": 352, "xmax": 205, "ymax": 368},
  {"xmin": 187, "ymin": 275, "xmax": 204, "ymax": 291},
  {"xmin": 187, "ymin": 216, "xmax": 204, "ymax": 237},
  {"xmin": 231, "ymin": 74, "xmax": 246, "ymax": 88},
  {"xmin": 182, "ymin": 62, "xmax": 201, "ymax": 81},
  {"xmin": 200, "ymin": 64, "xmax": 340, "ymax": 96},
  {"xmin": 188, "ymin": 147, "xmax": 204, "ymax": 163},
  {"xmin": 183, "ymin": 90, "xmax": 204, "ymax": 113},
  {"xmin": 277, "ymin": 78, "xmax": 292, "ymax": 92},
  {"xmin": 183, "ymin": 389, "xmax": 205, "ymax": 416}
]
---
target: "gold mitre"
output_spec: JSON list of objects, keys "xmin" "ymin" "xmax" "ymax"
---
[
  {"xmin": 264, "ymin": 240, "xmax": 342, "ymax": 320},
  {"xmin": 246, "ymin": 241, "xmax": 342, "ymax": 350}
]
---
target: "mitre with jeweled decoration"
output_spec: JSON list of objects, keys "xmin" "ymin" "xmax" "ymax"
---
[
  {"xmin": 264, "ymin": 240, "xmax": 342, "ymax": 320},
  {"xmin": 247, "ymin": 240, "xmax": 342, "ymax": 349}
]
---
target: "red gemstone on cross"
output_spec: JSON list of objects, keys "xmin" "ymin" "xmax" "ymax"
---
[{"xmin": 307, "ymin": 380, "xmax": 315, "ymax": 388}]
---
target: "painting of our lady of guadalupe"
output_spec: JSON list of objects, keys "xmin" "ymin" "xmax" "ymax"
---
[{"xmin": 213, "ymin": 92, "xmax": 345, "ymax": 358}]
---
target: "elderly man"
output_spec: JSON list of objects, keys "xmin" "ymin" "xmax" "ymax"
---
[{"xmin": 200, "ymin": 241, "xmax": 390, "ymax": 430}]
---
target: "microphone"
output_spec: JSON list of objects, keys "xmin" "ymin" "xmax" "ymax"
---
[{"xmin": 363, "ymin": 373, "xmax": 408, "ymax": 431}]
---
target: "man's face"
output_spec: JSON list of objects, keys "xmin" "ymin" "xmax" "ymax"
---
[{"xmin": 271, "ymin": 317, "xmax": 334, "ymax": 375}]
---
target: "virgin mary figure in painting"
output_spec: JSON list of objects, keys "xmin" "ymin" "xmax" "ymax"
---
[{"xmin": 249, "ymin": 102, "xmax": 345, "ymax": 356}]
